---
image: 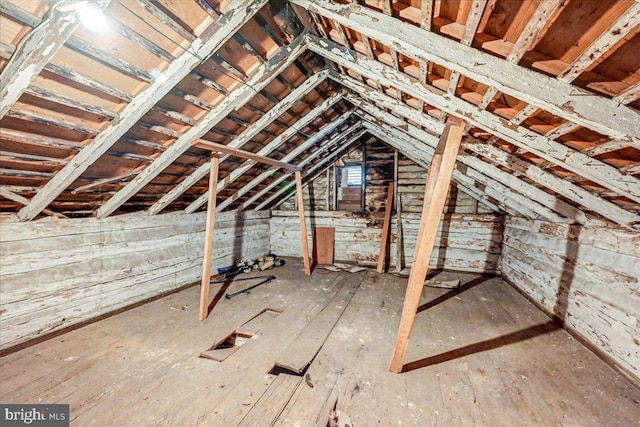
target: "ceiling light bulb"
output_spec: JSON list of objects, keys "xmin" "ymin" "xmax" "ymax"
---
[{"xmin": 77, "ymin": 2, "xmax": 109, "ymax": 32}]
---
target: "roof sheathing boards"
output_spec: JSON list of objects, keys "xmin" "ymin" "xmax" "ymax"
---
[
  {"xmin": 0, "ymin": 0, "xmax": 637, "ymax": 230},
  {"xmin": 292, "ymin": 0, "xmax": 639, "ymax": 229}
]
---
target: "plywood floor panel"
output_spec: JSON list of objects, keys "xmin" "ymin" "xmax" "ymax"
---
[{"xmin": 1, "ymin": 261, "xmax": 639, "ymax": 426}]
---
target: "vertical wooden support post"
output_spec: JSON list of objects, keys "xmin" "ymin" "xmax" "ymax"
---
[
  {"xmin": 389, "ymin": 119, "xmax": 465, "ymax": 373},
  {"xmin": 395, "ymin": 193, "xmax": 404, "ymax": 273},
  {"xmin": 377, "ymin": 181, "xmax": 395, "ymax": 273},
  {"xmin": 295, "ymin": 171, "xmax": 312, "ymax": 275},
  {"xmin": 199, "ymin": 154, "xmax": 220, "ymax": 321}
]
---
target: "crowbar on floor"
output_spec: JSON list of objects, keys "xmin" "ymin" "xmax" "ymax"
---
[{"xmin": 224, "ymin": 275, "xmax": 276, "ymax": 300}]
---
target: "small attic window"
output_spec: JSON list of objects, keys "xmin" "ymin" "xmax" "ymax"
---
[{"xmin": 345, "ymin": 165, "xmax": 362, "ymax": 187}]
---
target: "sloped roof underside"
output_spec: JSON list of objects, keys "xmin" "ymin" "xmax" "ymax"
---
[{"xmin": 0, "ymin": 0, "xmax": 638, "ymax": 230}]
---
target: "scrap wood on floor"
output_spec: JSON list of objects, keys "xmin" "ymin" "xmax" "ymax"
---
[
  {"xmin": 393, "ymin": 267, "xmax": 461, "ymax": 288},
  {"xmin": 323, "ymin": 262, "xmax": 369, "ymax": 273}
]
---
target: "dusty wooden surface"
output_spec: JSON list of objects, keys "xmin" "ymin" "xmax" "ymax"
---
[
  {"xmin": 0, "ymin": 209, "xmax": 270, "ymax": 350},
  {"xmin": 271, "ymin": 210, "xmax": 502, "ymax": 272},
  {"xmin": 1, "ymin": 260, "xmax": 638, "ymax": 426}
]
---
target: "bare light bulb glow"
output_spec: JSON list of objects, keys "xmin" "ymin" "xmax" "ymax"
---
[{"xmin": 77, "ymin": 3, "xmax": 109, "ymax": 32}]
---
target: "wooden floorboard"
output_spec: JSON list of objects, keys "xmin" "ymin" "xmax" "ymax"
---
[{"xmin": 1, "ymin": 261, "xmax": 639, "ymax": 426}]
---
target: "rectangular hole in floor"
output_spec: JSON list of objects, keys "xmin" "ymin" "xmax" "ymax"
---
[
  {"xmin": 212, "ymin": 330, "xmax": 255, "ymax": 350},
  {"xmin": 199, "ymin": 330, "xmax": 255, "ymax": 362},
  {"xmin": 199, "ymin": 308, "xmax": 282, "ymax": 362}
]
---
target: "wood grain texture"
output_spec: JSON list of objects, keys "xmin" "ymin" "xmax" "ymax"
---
[
  {"xmin": 0, "ymin": 210, "xmax": 270, "ymax": 350},
  {"xmin": 314, "ymin": 227, "xmax": 335, "ymax": 265},
  {"xmin": 376, "ymin": 181, "xmax": 394, "ymax": 273},
  {"xmin": 501, "ymin": 217, "xmax": 640, "ymax": 384},
  {"xmin": 199, "ymin": 155, "xmax": 219, "ymax": 321},
  {"xmin": 271, "ymin": 210, "xmax": 502, "ymax": 272},
  {"xmin": 1, "ymin": 264, "xmax": 639, "ymax": 424},
  {"xmin": 295, "ymin": 171, "xmax": 311, "ymax": 275},
  {"xmin": 390, "ymin": 120, "xmax": 465, "ymax": 373}
]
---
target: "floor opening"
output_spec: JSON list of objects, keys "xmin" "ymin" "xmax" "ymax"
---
[
  {"xmin": 212, "ymin": 330, "xmax": 255, "ymax": 350},
  {"xmin": 199, "ymin": 330, "xmax": 255, "ymax": 362}
]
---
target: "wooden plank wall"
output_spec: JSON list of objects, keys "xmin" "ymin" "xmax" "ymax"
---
[
  {"xmin": 286, "ymin": 170, "xmax": 333, "ymax": 211},
  {"xmin": 274, "ymin": 152, "xmax": 503, "ymax": 272},
  {"xmin": 280, "ymin": 145, "xmax": 365, "ymax": 212},
  {"xmin": 394, "ymin": 213, "xmax": 503, "ymax": 272},
  {"xmin": 281, "ymin": 142, "xmax": 398, "ymax": 213},
  {"xmin": 270, "ymin": 210, "xmax": 502, "ymax": 273},
  {"xmin": 282, "ymin": 147, "xmax": 498, "ymax": 215},
  {"xmin": 0, "ymin": 210, "xmax": 270, "ymax": 350},
  {"xmin": 365, "ymin": 140, "xmax": 394, "ymax": 215},
  {"xmin": 501, "ymin": 217, "xmax": 640, "ymax": 383},
  {"xmin": 398, "ymin": 154, "xmax": 494, "ymax": 214}
]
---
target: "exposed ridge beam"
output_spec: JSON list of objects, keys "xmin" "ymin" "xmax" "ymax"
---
[
  {"xmin": 220, "ymin": 111, "xmax": 356, "ymax": 212},
  {"xmin": 185, "ymin": 91, "xmax": 343, "ymax": 213},
  {"xmin": 17, "ymin": 0, "xmax": 268, "ymax": 221},
  {"xmin": 92, "ymin": 32, "xmax": 307, "ymax": 219},
  {"xmin": 268, "ymin": 132, "xmax": 369, "ymax": 210},
  {"xmin": 558, "ymin": 3, "xmax": 640, "ymax": 83},
  {"xmin": 337, "ymin": 76, "xmax": 639, "ymax": 228},
  {"xmin": 239, "ymin": 122, "xmax": 362, "ymax": 211},
  {"xmin": 292, "ymin": 1, "xmax": 639, "ymax": 143},
  {"xmin": 144, "ymin": 59, "xmax": 322, "ymax": 215},
  {"xmin": 0, "ymin": 1, "xmax": 95, "ymax": 119},
  {"xmin": 312, "ymin": 38, "xmax": 640, "ymax": 203},
  {"xmin": 358, "ymin": 114, "xmax": 570, "ymax": 222}
]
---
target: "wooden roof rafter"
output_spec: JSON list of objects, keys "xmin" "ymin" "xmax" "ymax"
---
[
  {"xmin": 15, "ymin": 0, "xmax": 269, "ymax": 221},
  {"xmin": 360, "ymin": 121, "xmax": 533, "ymax": 219},
  {"xmin": 184, "ymin": 89, "xmax": 344, "ymax": 213},
  {"xmin": 292, "ymin": 1, "xmax": 638, "ymax": 143},
  {"xmin": 192, "ymin": 139, "xmax": 300, "ymax": 171},
  {"xmin": 238, "ymin": 119, "xmax": 363, "ymax": 211},
  {"xmin": 356, "ymin": 109, "xmax": 583, "ymax": 224},
  {"xmin": 94, "ymin": 32, "xmax": 308, "ymax": 218},
  {"xmin": 0, "ymin": 0, "xmax": 637, "ymax": 222},
  {"xmin": 0, "ymin": 0, "xmax": 94, "ymax": 119},
  {"xmin": 557, "ymin": 3, "xmax": 640, "ymax": 83},
  {"xmin": 219, "ymin": 110, "xmax": 357, "ymax": 211},
  {"xmin": 337, "ymin": 74, "xmax": 640, "ymax": 229},
  {"xmin": 308, "ymin": 35, "xmax": 640, "ymax": 205},
  {"xmin": 265, "ymin": 131, "xmax": 370, "ymax": 210},
  {"xmin": 140, "ymin": 48, "xmax": 317, "ymax": 215}
]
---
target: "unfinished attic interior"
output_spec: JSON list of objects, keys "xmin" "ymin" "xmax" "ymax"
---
[{"xmin": 1, "ymin": 0, "xmax": 640, "ymax": 424}]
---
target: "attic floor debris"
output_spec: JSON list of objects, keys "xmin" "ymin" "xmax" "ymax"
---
[{"xmin": 1, "ymin": 260, "xmax": 638, "ymax": 426}]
